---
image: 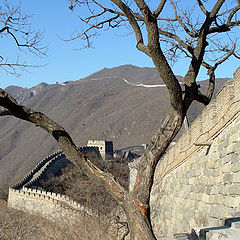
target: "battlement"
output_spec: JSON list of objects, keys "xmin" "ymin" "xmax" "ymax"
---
[
  {"xmin": 8, "ymin": 187, "xmax": 95, "ymax": 216},
  {"xmin": 8, "ymin": 145, "xmax": 103, "ymax": 222},
  {"xmin": 11, "ymin": 151, "xmax": 62, "ymax": 189}
]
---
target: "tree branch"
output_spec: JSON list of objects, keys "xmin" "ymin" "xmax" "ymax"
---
[
  {"xmin": 65, "ymin": 13, "xmax": 121, "ymax": 43},
  {"xmin": 210, "ymin": 0, "xmax": 225, "ymax": 19},
  {"xmin": 158, "ymin": 28, "xmax": 194, "ymax": 54},
  {"xmin": 0, "ymin": 1, "xmax": 47, "ymax": 76},
  {"xmin": 169, "ymin": 0, "xmax": 196, "ymax": 38},
  {"xmin": 197, "ymin": 43, "xmax": 236, "ymax": 105},
  {"xmin": 110, "ymin": 0, "xmax": 148, "ymax": 56},
  {"xmin": 196, "ymin": 0, "xmax": 208, "ymax": 15},
  {"xmin": 195, "ymin": 66, "xmax": 215, "ymax": 105},
  {"xmin": 153, "ymin": 0, "xmax": 167, "ymax": 18},
  {"xmin": 227, "ymin": 4, "xmax": 240, "ymax": 24},
  {"xmin": 208, "ymin": 20, "xmax": 240, "ymax": 34}
]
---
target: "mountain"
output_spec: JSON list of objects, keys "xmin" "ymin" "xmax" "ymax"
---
[
  {"xmin": 0, "ymin": 65, "xmax": 229, "ymax": 191},
  {"xmin": 84, "ymin": 65, "xmax": 185, "ymax": 84}
]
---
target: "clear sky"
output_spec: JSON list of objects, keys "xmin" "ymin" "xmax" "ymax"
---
[{"xmin": 1, "ymin": 0, "xmax": 240, "ymax": 89}]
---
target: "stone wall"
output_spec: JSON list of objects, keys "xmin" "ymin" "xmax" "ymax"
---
[
  {"xmin": 150, "ymin": 66, "xmax": 240, "ymax": 239},
  {"xmin": 8, "ymin": 187, "xmax": 95, "ymax": 221},
  {"xmin": 8, "ymin": 146, "xmax": 101, "ymax": 222},
  {"xmin": 10, "ymin": 151, "xmax": 62, "ymax": 190}
]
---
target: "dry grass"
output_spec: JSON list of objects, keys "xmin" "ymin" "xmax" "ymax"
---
[{"xmin": 0, "ymin": 199, "xmax": 125, "ymax": 240}]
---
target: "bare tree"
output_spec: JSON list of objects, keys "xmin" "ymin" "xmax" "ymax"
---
[
  {"xmin": 1, "ymin": 1, "xmax": 240, "ymax": 239},
  {"xmin": 0, "ymin": 0, "xmax": 46, "ymax": 76}
]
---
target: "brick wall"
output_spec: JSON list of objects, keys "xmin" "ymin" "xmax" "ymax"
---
[{"xmin": 150, "ymin": 66, "xmax": 240, "ymax": 238}]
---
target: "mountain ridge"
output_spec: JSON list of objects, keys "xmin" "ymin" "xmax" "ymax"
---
[{"xmin": 0, "ymin": 65, "xmax": 229, "ymax": 191}]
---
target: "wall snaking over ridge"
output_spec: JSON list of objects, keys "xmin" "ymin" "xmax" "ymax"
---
[
  {"xmin": 150, "ymin": 66, "xmax": 240, "ymax": 239},
  {"xmin": 8, "ymin": 146, "xmax": 103, "ymax": 222}
]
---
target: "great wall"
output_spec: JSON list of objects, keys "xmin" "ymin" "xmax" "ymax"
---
[
  {"xmin": 8, "ymin": 147, "xmax": 105, "ymax": 222},
  {"xmin": 7, "ymin": 66, "xmax": 240, "ymax": 240},
  {"xmin": 150, "ymin": 66, "xmax": 240, "ymax": 239}
]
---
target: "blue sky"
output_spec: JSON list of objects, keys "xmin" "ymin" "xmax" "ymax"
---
[{"xmin": 1, "ymin": 0, "xmax": 240, "ymax": 89}]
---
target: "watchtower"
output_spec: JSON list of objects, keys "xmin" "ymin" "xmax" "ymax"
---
[{"xmin": 87, "ymin": 140, "xmax": 113, "ymax": 160}]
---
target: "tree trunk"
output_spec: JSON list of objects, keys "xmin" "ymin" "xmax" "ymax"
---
[
  {"xmin": 122, "ymin": 196, "xmax": 157, "ymax": 240},
  {"xmin": 122, "ymin": 107, "xmax": 185, "ymax": 240}
]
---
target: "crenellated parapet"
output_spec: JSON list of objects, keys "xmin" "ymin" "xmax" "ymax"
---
[
  {"xmin": 9, "ymin": 187, "xmax": 95, "ymax": 216},
  {"xmin": 8, "ymin": 146, "xmax": 102, "ymax": 222},
  {"xmin": 11, "ymin": 151, "xmax": 62, "ymax": 190}
]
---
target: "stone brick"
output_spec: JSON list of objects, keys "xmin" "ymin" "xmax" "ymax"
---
[
  {"xmin": 211, "ymin": 186, "xmax": 218, "ymax": 196},
  {"xmin": 207, "ymin": 160, "xmax": 216, "ymax": 169},
  {"xmin": 229, "ymin": 185, "xmax": 240, "ymax": 195},
  {"xmin": 185, "ymin": 171, "xmax": 193, "ymax": 178},
  {"xmin": 232, "ymin": 208, "xmax": 240, "ymax": 217},
  {"xmin": 231, "ymin": 152, "xmax": 240, "ymax": 164},
  {"xmin": 218, "ymin": 143, "xmax": 224, "ymax": 152},
  {"xmin": 223, "ymin": 173, "xmax": 233, "ymax": 183},
  {"xmin": 217, "ymin": 175, "xmax": 224, "ymax": 183},
  {"xmin": 205, "ymin": 186, "xmax": 212, "ymax": 194},
  {"xmin": 222, "ymin": 155, "xmax": 232, "ymax": 164},
  {"xmin": 233, "ymin": 196, "xmax": 240, "ymax": 208},
  {"xmin": 189, "ymin": 177, "xmax": 195, "ymax": 185},
  {"xmin": 209, "ymin": 195, "xmax": 217, "ymax": 204},
  {"xmin": 208, "ymin": 217, "xmax": 221, "ymax": 227},
  {"xmin": 211, "ymin": 169, "xmax": 220, "ymax": 177},
  {"xmin": 233, "ymin": 141, "xmax": 240, "ymax": 152},
  {"xmin": 221, "ymin": 163, "xmax": 232, "ymax": 173},
  {"xmin": 190, "ymin": 185, "xmax": 195, "ymax": 192},
  {"xmin": 210, "ymin": 204, "xmax": 224, "ymax": 219},
  {"xmin": 202, "ymin": 193, "xmax": 210, "ymax": 203},
  {"xmin": 209, "ymin": 144, "xmax": 217, "ymax": 153},
  {"xmin": 224, "ymin": 196, "xmax": 235, "ymax": 207},
  {"xmin": 233, "ymin": 171, "xmax": 240, "ymax": 182},
  {"xmin": 193, "ymin": 193, "xmax": 198, "ymax": 200},
  {"xmin": 223, "ymin": 138, "xmax": 229, "ymax": 148},
  {"xmin": 226, "ymin": 145, "xmax": 235, "ymax": 155},
  {"xmin": 232, "ymin": 162, "xmax": 240, "ymax": 172},
  {"xmin": 229, "ymin": 131, "xmax": 239, "ymax": 143},
  {"xmin": 218, "ymin": 184, "xmax": 229, "ymax": 195},
  {"xmin": 210, "ymin": 195, "xmax": 222, "ymax": 204},
  {"xmin": 203, "ymin": 168, "xmax": 211, "ymax": 177},
  {"xmin": 209, "ymin": 177, "xmax": 216, "ymax": 186}
]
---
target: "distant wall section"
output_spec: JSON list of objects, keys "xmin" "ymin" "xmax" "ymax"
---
[{"xmin": 150, "ymin": 67, "xmax": 240, "ymax": 239}]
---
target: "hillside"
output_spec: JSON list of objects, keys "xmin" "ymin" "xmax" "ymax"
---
[
  {"xmin": 0, "ymin": 65, "xmax": 229, "ymax": 191},
  {"xmin": 0, "ymin": 199, "xmax": 112, "ymax": 239}
]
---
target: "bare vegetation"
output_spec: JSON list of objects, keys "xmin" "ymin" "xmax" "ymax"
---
[
  {"xmin": 37, "ymin": 155, "xmax": 129, "ymax": 215},
  {"xmin": 0, "ymin": 0, "xmax": 46, "ymax": 76},
  {"xmin": 0, "ymin": 198, "xmax": 128, "ymax": 240}
]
